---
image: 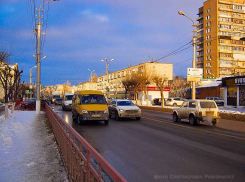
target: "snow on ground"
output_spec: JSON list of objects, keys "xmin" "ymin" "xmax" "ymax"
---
[
  {"xmin": 151, "ymin": 105, "xmax": 245, "ymax": 114},
  {"xmin": 0, "ymin": 111, "xmax": 68, "ymax": 182}
]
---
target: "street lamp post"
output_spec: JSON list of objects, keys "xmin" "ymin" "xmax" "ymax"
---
[
  {"xmin": 29, "ymin": 66, "xmax": 37, "ymax": 98},
  {"xmin": 88, "ymin": 69, "xmax": 95, "ymax": 90},
  {"xmin": 178, "ymin": 11, "xmax": 197, "ymax": 100},
  {"xmin": 35, "ymin": 0, "xmax": 59, "ymax": 114},
  {"xmin": 101, "ymin": 58, "xmax": 114, "ymax": 96}
]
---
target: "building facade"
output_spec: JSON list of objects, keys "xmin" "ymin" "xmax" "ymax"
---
[
  {"xmin": 96, "ymin": 62, "xmax": 173, "ymax": 105},
  {"xmin": 197, "ymin": 0, "xmax": 245, "ymax": 78},
  {"xmin": 222, "ymin": 76, "xmax": 245, "ymax": 106}
]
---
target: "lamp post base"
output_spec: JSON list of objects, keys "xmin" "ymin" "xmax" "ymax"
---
[{"xmin": 36, "ymin": 100, "xmax": 41, "ymax": 114}]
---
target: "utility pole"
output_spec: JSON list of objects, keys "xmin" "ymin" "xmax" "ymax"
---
[
  {"xmin": 88, "ymin": 69, "xmax": 95, "ymax": 90},
  {"xmin": 35, "ymin": 0, "xmax": 59, "ymax": 114},
  {"xmin": 178, "ymin": 11, "xmax": 197, "ymax": 100}
]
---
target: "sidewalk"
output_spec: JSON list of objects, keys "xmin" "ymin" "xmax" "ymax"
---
[{"xmin": 0, "ymin": 110, "xmax": 68, "ymax": 182}]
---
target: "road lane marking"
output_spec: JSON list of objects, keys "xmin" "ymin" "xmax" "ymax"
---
[{"xmin": 142, "ymin": 116, "xmax": 245, "ymax": 142}]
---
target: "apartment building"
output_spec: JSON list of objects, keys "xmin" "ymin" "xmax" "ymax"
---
[
  {"xmin": 96, "ymin": 62, "xmax": 173, "ymax": 104},
  {"xmin": 197, "ymin": 0, "xmax": 245, "ymax": 78}
]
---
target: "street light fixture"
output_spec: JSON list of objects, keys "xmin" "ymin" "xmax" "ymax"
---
[
  {"xmin": 101, "ymin": 58, "xmax": 114, "ymax": 96},
  {"xmin": 35, "ymin": 0, "xmax": 59, "ymax": 114},
  {"xmin": 178, "ymin": 10, "xmax": 197, "ymax": 100},
  {"xmin": 88, "ymin": 69, "xmax": 95, "ymax": 90}
]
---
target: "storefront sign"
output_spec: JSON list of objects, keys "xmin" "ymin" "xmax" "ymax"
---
[
  {"xmin": 235, "ymin": 77, "xmax": 245, "ymax": 85},
  {"xmin": 222, "ymin": 76, "xmax": 245, "ymax": 87},
  {"xmin": 146, "ymin": 87, "xmax": 171, "ymax": 91}
]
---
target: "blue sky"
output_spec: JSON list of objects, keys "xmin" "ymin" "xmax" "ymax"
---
[{"xmin": 0, "ymin": 0, "xmax": 204, "ymax": 86}]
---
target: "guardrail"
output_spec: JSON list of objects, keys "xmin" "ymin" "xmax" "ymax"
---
[{"xmin": 45, "ymin": 103, "xmax": 127, "ymax": 182}]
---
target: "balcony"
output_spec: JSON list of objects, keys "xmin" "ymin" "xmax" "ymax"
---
[
  {"xmin": 197, "ymin": 47, "xmax": 203, "ymax": 52},
  {"xmin": 197, "ymin": 54, "xmax": 204, "ymax": 58},
  {"xmin": 196, "ymin": 16, "xmax": 203, "ymax": 21}
]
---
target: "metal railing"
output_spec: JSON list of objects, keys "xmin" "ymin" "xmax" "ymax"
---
[{"xmin": 45, "ymin": 103, "xmax": 127, "ymax": 182}]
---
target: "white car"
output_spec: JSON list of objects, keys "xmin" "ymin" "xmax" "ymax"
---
[
  {"xmin": 173, "ymin": 99, "xmax": 220, "ymax": 126},
  {"xmin": 62, "ymin": 93, "xmax": 74, "ymax": 111},
  {"xmin": 206, "ymin": 97, "xmax": 224, "ymax": 106},
  {"xmin": 108, "ymin": 99, "xmax": 141, "ymax": 120},
  {"xmin": 165, "ymin": 98, "xmax": 186, "ymax": 107}
]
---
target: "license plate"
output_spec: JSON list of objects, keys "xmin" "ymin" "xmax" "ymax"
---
[{"xmin": 92, "ymin": 114, "xmax": 101, "ymax": 118}]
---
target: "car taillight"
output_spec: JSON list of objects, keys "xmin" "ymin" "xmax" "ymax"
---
[{"xmin": 199, "ymin": 112, "xmax": 202, "ymax": 116}]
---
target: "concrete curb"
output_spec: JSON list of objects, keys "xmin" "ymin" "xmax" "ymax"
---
[{"xmin": 139, "ymin": 106, "xmax": 245, "ymax": 122}]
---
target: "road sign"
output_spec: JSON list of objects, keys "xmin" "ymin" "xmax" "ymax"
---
[
  {"xmin": 25, "ymin": 90, "xmax": 29, "ymax": 94},
  {"xmin": 187, "ymin": 77, "xmax": 201, "ymax": 82},
  {"xmin": 187, "ymin": 68, "xmax": 203, "ymax": 77}
]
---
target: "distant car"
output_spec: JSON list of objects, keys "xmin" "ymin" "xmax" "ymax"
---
[
  {"xmin": 55, "ymin": 98, "xmax": 62, "ymax": 105},
  {"xmin": 173, "ymin": 99, "xmax": 220, "ymax": 126},
  {"xmin": 108, "ymin": 99, "xmax": 141, "ymax": 120},
  {"xmin": 165, "ymin": 98, "xmax": 185, "ymax": 107},
  {"xmin": 62, "ymin": 93, "xmax": 74, "ymax": 111},
  {"xmin": 206, "ymin": 97, "xmax": 224, "ymax": 106}
]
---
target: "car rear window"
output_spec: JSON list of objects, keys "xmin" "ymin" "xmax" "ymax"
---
[
  {"xmin": 117, "ymin": 101, "xmax": 135, "ymax": 106},
  {"xmin": 200, "ymin": 101, "xmax": 217, "ymax": 108}
]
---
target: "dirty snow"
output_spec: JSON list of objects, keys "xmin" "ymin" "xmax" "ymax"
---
[{"xmin": 0, "ymin": 111, "xmax": 68, "ymax": 182}]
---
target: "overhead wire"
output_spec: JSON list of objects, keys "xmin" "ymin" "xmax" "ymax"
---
[{"xmin": 155, "ymin": 40, "xmax": 192, "ymax": 62}]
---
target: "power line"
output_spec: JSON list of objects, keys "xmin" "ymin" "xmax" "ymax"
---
[
  {"xmin": 41, "ymin": 2, "xmax": 50, "ymax": 52},
  {"xmin": 155, "ymin": 41, "xmax": 192, "ymax": 62}
]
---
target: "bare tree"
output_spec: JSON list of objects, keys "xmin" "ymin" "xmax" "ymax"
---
[
  {"xmin": 153, "ymin": 74, "xmax": 168, "ymax": 108},
  {"xmin": 62, "ymin": 80, "xmax": 71, "ymax": 94},
  {"xmin": 138, "ymin": 69, "xmax": 152, "ymax": 106},
  {"xmin": 122, "ymin": 73, "xmax": 131, "ymax": 99},
  {"xmin": 129, "ymin": 73, "xmax": 140, "ymax": 104}
]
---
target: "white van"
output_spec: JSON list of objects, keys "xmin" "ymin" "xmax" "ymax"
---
[{"xmin": 62, "ymin": 93, "xmax": 74, "ymax": 111}]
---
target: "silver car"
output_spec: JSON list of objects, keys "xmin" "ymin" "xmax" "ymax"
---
[{"xmin": 108, "ymin": 99, "xmax": 141, "ymax": 120}]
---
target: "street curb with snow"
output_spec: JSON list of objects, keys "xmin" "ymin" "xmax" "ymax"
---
[{"xmin": 139, "ymin": 106, "xmax": 245, "ymax": 122}]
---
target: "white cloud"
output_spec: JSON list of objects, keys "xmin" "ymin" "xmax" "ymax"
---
[{"xmin": 80, "ymin": 10, "xmax": 109, "ymax": 23}]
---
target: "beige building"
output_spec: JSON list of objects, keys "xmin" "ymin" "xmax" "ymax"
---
[
  {"xmin": 77, "ymin": 82, "xmax": 97, "ymax": 91},
  {"xmin": 97, "ymin": 62, "xmax": 173, "ymax": 93},
  {"xmin": 197, "ymin": 0, "xmax": 245, "ymax": 78}
]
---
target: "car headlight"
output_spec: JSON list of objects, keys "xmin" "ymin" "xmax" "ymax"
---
[
  {"xmin": 138, "ymin": 109, "xmax": 141, "ymax": 113},
  {"xmin": 82, "ymin": 109, "xmax": 88, "ymax": 114},
  {"xmin": 104, "ymin": 109, "xmax": 109, "ymax": 114},
  {"xmin": 118, "ymin": 109, "xmax": 124, "ymax": 112}
]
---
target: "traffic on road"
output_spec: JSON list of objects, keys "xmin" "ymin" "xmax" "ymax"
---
[{"xmin": 51, "ymin": 99, "xmax": 245, "ymax": 182}]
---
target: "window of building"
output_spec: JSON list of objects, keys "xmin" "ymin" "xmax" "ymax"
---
[
  {"xmin": 206, "ymin": 41, "xmax": 212, "ymax": 46},
  {"xmin": 207, "ymin": 55, "xmax": 212, "ymax": 60},
  {"xmin": 206, "ymin": 15, "xmax": 211, "ymax": 20},
  {"xmin": 206, "ymin": 49, "xmax": 211, "ymax": 53},
  {"xmin": 206, "ymin": 8, "xmax": 211, "ymax": 13},
  {"xmin": 206, "ymin": 69, "xmax": 212, "ymax": 74},
  {"xmin": 206, "ymin": 63, "xmax": 212, "ymax": 67}
]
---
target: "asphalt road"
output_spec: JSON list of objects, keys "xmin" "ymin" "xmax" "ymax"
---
[{"xmin": 53, "ymin": 104, "xmax": 245, "ymax": 182}]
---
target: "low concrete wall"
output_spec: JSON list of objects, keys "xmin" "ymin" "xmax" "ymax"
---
[{"xmin": 139, "ymin": 106, "xmax": 245, "ymax": 122}]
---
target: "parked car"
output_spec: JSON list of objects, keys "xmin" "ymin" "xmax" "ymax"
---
[
  {"xmin": 72, "ymin": 90, "xmax": 109, "ymax": 125},
  {"xmin": 165, "ymin": 98, "xmax": 185, "ymax": 107},
  {"xmin": 108, "ymin": 99, "xmax": 141, "ymax": 120},
  {"xmin": 62, "ymin": 93, "xmax": 74, "ymax": 111},
  {"xmin": 20, "ymin": 98, "xmax": 37, "ymax": 109},
  {"xmin": 20, "ymin": 98, "xmax": 49, "ymax": 109},
  {"xmin": 153, "ymin": 98, "xmax": 161, "ymax": 106},
  {"xmin": 55, "ymin": 98, "xmax": 63, "ymax": 105},
  {"xmin": 173, "ymin": 99, "xmax": 220, "ymax": 126},
  {"xmin": 206, "ymin": 97, "xmax": 224, "ymax": 106}
]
